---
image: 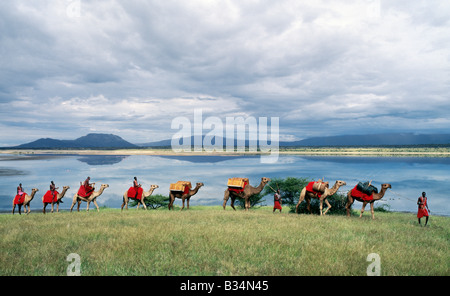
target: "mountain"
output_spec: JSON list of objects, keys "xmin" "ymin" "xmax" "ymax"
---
[
  {"xmin": 138, "ymin": 133, "xmax": 450, "ymax": 147},
  {"xmin": 15, "ymin": 133, "xmax": 138, "ymax": 149}
]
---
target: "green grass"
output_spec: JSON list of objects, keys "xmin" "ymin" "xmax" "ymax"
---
[{"xmin": 1, "ymin": 207, "xmax": 448, "ymax": 276}]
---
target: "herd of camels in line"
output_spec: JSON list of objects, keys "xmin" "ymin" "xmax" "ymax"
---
[{"xmin": 11, "ymin": 177, "xmax": 392, "ymax": 220}]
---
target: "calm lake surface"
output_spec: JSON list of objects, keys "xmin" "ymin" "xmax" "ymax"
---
[{"xmin": 1, "ymin": 153, "xmax": 449, "ymax": 215}]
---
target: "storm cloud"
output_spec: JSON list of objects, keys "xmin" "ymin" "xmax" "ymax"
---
[{"xmin": 1, "ymin": 0, "xmax": 449, "ymax": 146}]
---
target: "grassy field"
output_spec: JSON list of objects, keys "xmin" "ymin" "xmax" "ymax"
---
[{"xmin": 1, "ymin": 206, "xmax": 448, "ymax": 276}]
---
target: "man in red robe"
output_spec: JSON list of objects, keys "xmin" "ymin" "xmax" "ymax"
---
[{"xmin": 417, "ymin": 192, "xmax": 430, "ymax": 226}]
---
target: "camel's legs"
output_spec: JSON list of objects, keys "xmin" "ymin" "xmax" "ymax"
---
[
  {"xmin": 322, "ymin": 198, "xmax": 332, "ymax": 215},
  {"xmin": 51, "ymin": 202, "xmax": 55, "ymax": 213},
  {"xmin": 43, "ymin": 203, "xmax": 47, "ymax": 214},
  {"xmin": 345, "ymin": 193, "xmax": 354, "ymax": 217},
  {"xmin": 121, "ymin": 195, "xmax": 128, "ymax": 211},
  {"xmin": 12, "ymin": 204, "xmax": 16, "ymax": 215},
  {"xmin": 187, "ymin": 198, "xmax": 190, "ymax": 210},
  {"xmin": 295, "ymin": 190, "xmax": 306, "ymax": 213},
  {"xmin": 180, "ymin": 197, "xmax": 185, "ymax": 211},
  {"xmin": 370, "ymin": 202, "xmax": 375, "ymax": 220},
  {"xmin": 360, "ymin": 201, "xmax": 368, "ymax": 218},
  {"xmin": 93, "ymin": 200, "xmax": 100, "ymax": 212},
  {"xmin": 168, "ymin": 192, "xmax": 175, "ymax": 210},
  {"xmin": 230, "ymin": 197, "xmax": 236, "ymax": 211},
  {"xmin": 223, "ymin": 190, "xmax": 230, "ymax": 210},
  {"xmin": 305, "ymin": 197, "xmax": 312, "ymax": 214},
  {"xmin": 77, "ymin": 200, "xmax": 81, "ymax": 212}
]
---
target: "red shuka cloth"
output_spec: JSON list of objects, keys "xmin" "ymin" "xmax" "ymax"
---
[
  {"xmin": 43, "ymin": 190, "xmax": 59, "ymax": 203},
  {"xmin": 127, "ymin": 187, "xmax": 144, "ymax": 200},
  {"xmin": 14, "ymin": 193, "xmax": 26, "ymax": 205},
  {"xmin": 274, "ymin": 200, "xmax": 282, "ymax": 210},
  {"xmin": 351, "ymin": 186, "xmax": 374, "ymax": 201},
  {"xmin": 305, "ymin": 181, "xmax": 323, "ymax": 198},
  {"xmin": 417, "ymin": 197, "xmax": 429, "ymax": 218},
  {"xmin": 228, "ymin": 181, "xmax": 248, "ymax": 193},
  {"xmin": 77, "ymin": 185, "xmax": 94, "ymax": 198}
]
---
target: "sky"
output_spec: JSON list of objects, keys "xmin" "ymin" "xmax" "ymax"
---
[{"xmin": 1, "ymin": 0, "xmax": 449, "ymax": 147}]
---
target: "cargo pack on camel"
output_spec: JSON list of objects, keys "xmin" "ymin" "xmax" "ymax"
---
[{"xmin": 168, "ymin": 181, "xmax": 204, "ymax": 210}]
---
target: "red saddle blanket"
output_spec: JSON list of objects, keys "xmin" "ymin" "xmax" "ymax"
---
[
  {"xmin": 305, "ymin": 181, "xmax": 322, "ymax": 198},
  {"xmin": 127, "ymin": 187, "xmax": 144, "ymax": 199},
  {"xmin": 43, "ymin": 190, "xmax": 59, "ymax": 203},
  {"xmin": 77, "ymin": 185, "xmax": 94, "ymax": 198},
  {"xmin": 228, "ymin": 181, "xmax": 248, "ymax": 193},
  {"xmin": 14, "ymin": 193, "xmax": 26, "ymax": 205},
  {"xmin": 351, "ymin": 186, "xmax": 373, "ymax": 201}
]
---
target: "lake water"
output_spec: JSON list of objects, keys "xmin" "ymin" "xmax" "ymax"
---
[{"xmin": 1, "ymin": 153, "xmax": 449, "ymax": 216}]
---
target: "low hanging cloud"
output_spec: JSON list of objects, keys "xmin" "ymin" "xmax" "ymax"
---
[{"xmin": 1, "ymin": 0, "xmax": 449, "ymax": 146}]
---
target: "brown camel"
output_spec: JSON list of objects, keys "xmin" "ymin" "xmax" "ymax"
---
[
  {"xmin": 168, "ymin": 182, "xmax": 204, "ymax": 210},
  {"xmin": 223, "ymin": 177, "xmax": 271, "ymax": 211},
  {"xmin": 345, "ymin": 183, "xmax": 392, "ymax": 219},
  {"xmin": 121, "ymin": 184, "xmax": 159, "ymax": 211},
  {"xmin": 70, "ymin": 184, "xmax": 109, "ymax": 212},
  {"xmin": 42, "ymin": 186, "xmax": 70, "ymax": 214},
  {"xmin": 12, "ymin": 188, "xmax": 39, "ymax": 215},
  {"xmin": 295, "ymin": 180, "xmax": 347, "ymax": 215}
]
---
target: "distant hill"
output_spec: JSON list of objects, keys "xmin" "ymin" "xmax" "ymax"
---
[
  {"xmin": 283, "ymin": 133, "xmax": 450, "ymax": 146},
  {"xmin": 138, "ymin": 133, "xmax": 450, "ymax": 147},
  {"xmin": 15, "ymin": 133, "xmax": 138, "ymax": 149}
]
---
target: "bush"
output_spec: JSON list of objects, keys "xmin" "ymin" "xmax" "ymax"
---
[
  {"xmin": 262, "ymin": 177, "xmax": 311, "ymax": 206},
  {"xmin": 128, "ymin": 194, "xmax": 170, "ymax": 209}
]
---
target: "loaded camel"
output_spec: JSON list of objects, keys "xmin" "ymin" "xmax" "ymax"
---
[
  {"xmin": 345, "ymin": 183, "xmax": 392, "ymax": 219},
  {"xmin": 12, "ymin": 188, "xmax": 39, "ymax": 215},
  {"xmin": 42, "ymin": 186, "xmax": 70, "ymax": 214},
  {"xmin": 223, "ymin": 177, "xmax": 271, "ymax": 211},
  {"xmin": 169, "ymin": 182, "xmax": 204, "ymax": 210},
  {"xmin": 70, "ymin": 184, "xmax": 109, "ymax": 212},
  {"xmin": 295, "ymin": 180, "xmax": 347, "ymax": 215},
  {"xmin": 121, "ymin": 184, "xmax": 159, "ymax": 211}
]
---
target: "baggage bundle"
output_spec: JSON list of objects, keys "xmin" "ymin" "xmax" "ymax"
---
[
  {"xmin": 356, "ymin": 181, "xmax": 378, "ymax": 196},
  {"xmin": 170, "ymin": 181, "xmax": 192, "ymax": 194}
]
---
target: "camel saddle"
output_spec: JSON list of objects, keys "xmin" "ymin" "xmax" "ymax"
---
[
  {"xmin": 227, "ymin": 178, "xmax": 249, "ymax": 193},
  {"xmin": 351, "ymin": 186, "xmax": 374, "ymax": 201},
  {"xmin": 43, "ymin": 190, "xmax": 59, "ymax": 203},
  {"xmin": 77, "ymin": 185, "xmax": 94, "ymax": 198},
  {"xmin": 127, "ymin": 187, "xmax": 144, "ymax": 200},
  {"xmin": 305, "ymin": 181, "xmax": 325, "ymax": 198},
  {"xmin": 170, "ymin": 181, "xmax": 192, "ymax": 194},
  {"xmin": 312, "ymin": 180, "xmax": 328, "ymax": 193},
  {"xmin": 14, "ymin": 193, "xmax": 26, "ymax": 205}
]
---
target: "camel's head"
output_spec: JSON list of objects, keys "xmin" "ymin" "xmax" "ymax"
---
[
  {"xmin": 262, "ymin": 177, "xmax": 271, "ymax": 184},
  {"xmin": 63, "ymin": 185, "xmax": 70, "ymax": 190},
  {"xmin": 336, "ymin": 180, "xmax": 347, "ymax": 187},
  {"xmin": 151, "ymin": 184, "xmax": 159, "ymax": 189},
  {"xmin": 196, "ymin": 182, "xmax": 204, "ymax": 188},
  {"xmin": 32, "ymin": 188, "xmax": 39, "ymax": 193},
  {"xmin": 381, "ymin": 183, "xmax": 392, "ymax": 189},
  {"xmin": 101, "ymin": 184, "xmax": 109, "ymax": 189}
]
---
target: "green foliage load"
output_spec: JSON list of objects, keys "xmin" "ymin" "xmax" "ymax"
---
[{"xmin": 129, "ymin": 194, "xmax": 170, "ymax": 209}]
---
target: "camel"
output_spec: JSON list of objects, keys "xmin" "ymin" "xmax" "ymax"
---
[
  {"xmin": 345, "ymin": 183, "xmax": 392, "ymax": 219},
  {"xmin": 121, "ymin": 184, "xmax": 159, "ymax": 211},
  {"xmin": 70, "ymin": 184, "xmax": 109, "ymax": 212},
  {"xmin": 168, "ymin": 182, "xmax": 204, "ymax": 210},
  {"xmin": 42, "ymin": 186, "xmax": 70, "ymax": 214},
  {"xmin": 295, "ymin": 180, "xmax": 347, "ymax": 216},
  {"xmin": 12, "ymin": 188, "xmax": 39, "ymax": 215},
  {"xmin": 223, "ymin": 177, "xmax": 271, "ymax": 211}
]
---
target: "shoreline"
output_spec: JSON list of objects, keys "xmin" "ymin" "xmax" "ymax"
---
[{"xmin": 1, "ymin": 147, "xmax": 450, "ymax": 157}]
